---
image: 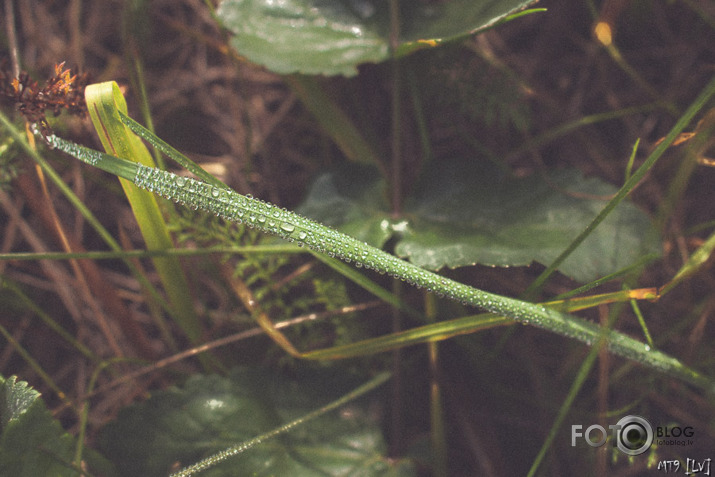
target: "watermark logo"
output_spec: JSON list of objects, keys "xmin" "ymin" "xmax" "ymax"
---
[
  {"xmin": 572, "ymin": 415, "xmax": 698, "ymax": 457},
  {"xmin": 614, "ymin": 415, "xmax": 654, "ymax": 456},
  {"xmin": 572, "ymin": 415, "xmax": 653, "ymax": 456},
  {"xmin": 573, "ymin": 416, "xmax": 709, "ymax": 474}
]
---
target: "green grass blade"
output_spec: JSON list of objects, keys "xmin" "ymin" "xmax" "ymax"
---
[
  {"xmin": 118, "ymin": 110, "xmax": 226, "ymax": 188},
  {"xmin": 85, "ymin": 81, "xmax": 202, "ymax": 343},
  {"xmin": 302, "ymin": 313, "xmax": 512, "ymax": 360},
  {"xmin": 660, "ymin": 227, "xmax": 715, "ymax": 295}
]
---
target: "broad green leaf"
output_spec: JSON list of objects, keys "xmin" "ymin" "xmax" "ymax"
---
[
  {"xmin": 0, "ymin": 375, "xmax": 37, "ymax": 429},
  {"xmin": 297, "ymin": 161, "xmax": 660, "ymax": 283},
  {"xmin": 0, "ymin": 375, "xmax": 77, "ymax": 476},
  {"xmin": 216, "ymin": 0, "xmax": 539, "ymax": 76},
  {"xmin": 100, "ymin": 368, "xmax": 412, "ymax": 476},
  {"xmin": 297, "ymin": 164, "xmax": 393, "ymax": 248}
]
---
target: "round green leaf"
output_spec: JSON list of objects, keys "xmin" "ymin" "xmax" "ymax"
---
[
  {"xmin": 100, "ymin": 368, "xmax": 409, "ymax": 476},
  {"xmin": 217, "ymin": 0, "xmax": 539, "ymax": 76},
  {"xmin": 297, "ymin": 164, "xmax": 394, "ymax": 248},
  {"xmin": 297, "ymin": 161, "xmax": 661, "ymax": 283},
  {"xmin": 0, "ymin": 376, "xmax": 80, "ymax": 477}
]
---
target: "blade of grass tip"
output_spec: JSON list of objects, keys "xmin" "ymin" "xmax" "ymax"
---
[
  {"xmin": 170, "ymin": 372, "xmax": 391, "ymax": 477},
  {"xmin": 543, "ymin": 287, "xmax": 658, "ymax": 314},
  {"xmin": 118, "ymin": 110, "xmax": 226, "ymax": 188},
  {"xmin": 526, "ymin": 74, "xmax": 715, "ymax": 297},
  {"xmin": 659, "ymin": 228, "xmax": 715, "ymax": 296},
  {"xmin": 624, "ymin": 138, "xmax": 639, "ymax": 182},
  {"xmin": 128, "ymin": 53, "xmax": 164, "ymax": 170},
  {"xmin": 85, "ymin": 81, "xmax": 203, "ymax": 344},
  {"xmin": 552, "ymin": 252, "xmax": 660, "ymax": 301},
  {"xmin": 43, "ymin": 128, "xmax": 715, "ymax": 394}
]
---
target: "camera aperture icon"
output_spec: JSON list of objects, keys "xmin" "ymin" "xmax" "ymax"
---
[{"xmin": 616, "ymin": 415, "xmax": 653, "ymax": 456}]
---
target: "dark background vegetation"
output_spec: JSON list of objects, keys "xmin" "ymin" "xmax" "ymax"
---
[{"xmin": 1, "ymin": 0, "xmax": 714, "ymax": 475}]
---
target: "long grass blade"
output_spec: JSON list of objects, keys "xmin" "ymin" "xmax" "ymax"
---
[
  {"xmin": 85, "ymin": 82, "xmax": 203, "ymax": 343},
  {"xmin": 39, "ymin": 128, "xmax": 715, "ymax": 394}
]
